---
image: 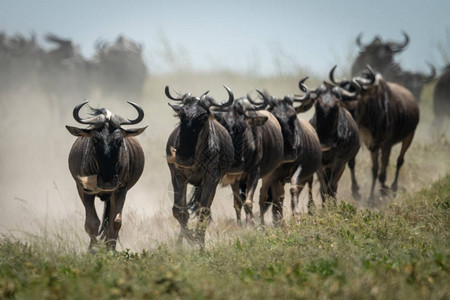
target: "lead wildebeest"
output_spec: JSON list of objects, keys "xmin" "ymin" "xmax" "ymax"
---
[
  {"xmin": 66, "ymin": 101, "xmax": 146, "ymax": 250},
  {"xmin": 213, "ymin": 97, "xmax": 284, "ymax": 226},
  {"xmin": 254, "ymin": 78, "xmax": 322, "ymax": 224},
  {"xmin": 165, "ymin": 86, "xmax": 234, "ymax": 245},
  {"xmin": 344, "ymin": 66, "xmax": 419, "ymax": 203},
  {"xmin": 295, "ymin": 66, "xmax": 361, "ymax": 203},
  {"xmin": 432, "ymin": 64, "xmax": 450, "ymax": 132}
]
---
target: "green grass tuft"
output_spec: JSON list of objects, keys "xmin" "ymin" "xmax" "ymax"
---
[{"xmin": 1, "ymin": 175, "xmax": 449, "ymax": 299}]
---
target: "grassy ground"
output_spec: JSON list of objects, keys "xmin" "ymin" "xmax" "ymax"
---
[{"xmin": 1, "ymin": 174, "xmax": 448, "ymax": 299}]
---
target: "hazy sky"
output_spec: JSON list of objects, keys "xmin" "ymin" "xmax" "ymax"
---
[{"xmin": 1, "ymin": 0, "xmax": 449, "ymax": 76}]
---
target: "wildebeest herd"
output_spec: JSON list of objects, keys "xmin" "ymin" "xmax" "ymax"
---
[
  {"xmin": 0, "ymin": 32, "xmax": 147, "ymax": 101},
  {"xmin": 63, "ymin": 32, "xmax": 450, "ymax": 250}
]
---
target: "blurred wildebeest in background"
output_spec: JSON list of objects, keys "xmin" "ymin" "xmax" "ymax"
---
[
  {"xmin": 165, "ymin": 86, "xmax": 234, "ymax": 246},
  {"xmin": 432, "ymin": 64, "xmax": 450, "ymax": 132},
  {"xmin": 296, "ymin": 66, "xmax": 361, "ymax": 204},
  {"xmin": 0, "ymin": 32, "xmax": 149, "ymax": 111},
  {"xmin": 94, "ymin": 35, "xmax": 147, "ymax": 100},
  {"xmin": 41, "ymin": 34, "xmax": 92, "ymax": 106},
  {"xmin": 66, "ymin": 101, "xmax": 147, "ymax": 251},
  {"xmin": 0, "ymin": 32, "xmax": 44, "ymax": 96},
  {"xmin": 213, "ymin": 96, "xmax": 284, "ymax": 227},
  {"xmin": 255, "ymin": 78, "xmax": 322, "ymax": 224},
  {"xmin": 352, "ymin": 32, "xmax": 435, "ymax": 101},
  {"xmin": 343, "ymin": 66, "xmax": 419, "ymax": 204}
]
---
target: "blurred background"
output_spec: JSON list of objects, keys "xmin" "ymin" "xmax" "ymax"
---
[{"xmin": 0, "ymin": 0, "xmax": 449, "ymax": 250}]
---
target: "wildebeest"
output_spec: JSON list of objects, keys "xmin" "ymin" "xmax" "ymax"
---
[
  {"xmin": 165, "ymin": 86, "xmax": 234, "ymax": 245},
  {"xmin": 66, "ymin": 101, "xmax": 146, "ymax": 250},
  {"xmin": 352, "ymin": 32, "xmax": 435, "ymax": 101},
  {"xmin": 94, "ymin": 35, "xmax": 147, "ymax": 99},
  {"xmin": 296, "ymin": 66, "xmax": 361, "ymax": 203},
  {"xmin": 432, "ymin": 64, "xmax": 450, "ymax": 132},
  {"xmin": 395, "ymin": 63, "xmax": 436, "ymax": 101},
  {"xmin": 213, "ymin": 97, "xmax": 284, "ymax": 226},
  {"xmin": 351, "ymin": 32, "xmax": 409, "ymax": 78},
  {"xmin": 344, "ymin": 66, "xmax": 420, "ymax": 203},
  {"xmin": 254, "ymin": 78, "xmax": 322, "ymax": 223}
]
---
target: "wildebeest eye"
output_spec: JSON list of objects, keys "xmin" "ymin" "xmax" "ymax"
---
[{"xmin": 92, "ymin": 132, "xmax": 101, "ymax": 144}]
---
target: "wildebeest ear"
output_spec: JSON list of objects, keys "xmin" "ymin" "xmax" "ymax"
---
[
  {"xmin": 65, "ymin": 125, "xmax": 93, "ymax": 137},
  {"xmin": 123, "ymin": 126, "xmax": 147, "ymax": 137},
  {"xmin": 168, "ymin": 103, "xmax": 182, "ymax": 112},
  {"xmin": 295, "ymin": 99, "xmax": 314, "ymax": 114}
]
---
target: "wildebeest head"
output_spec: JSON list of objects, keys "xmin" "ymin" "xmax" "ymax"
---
[
  {"xmin": 352, "ymin": 32, "xmax": 409, "ymax": 76},
  {"xmin": 396, "ymin": 63, "xmax": 436, "ymax": 100},
  {"xmin": 66, "ymin": 101, "xmax": 146, "ymax": 191},
  {"xmin": 165, "ymin": 85, "xmax": 234, "ymax": 166},
  {"xmin": 213, "ymin": 97, "xmax": 268, "ymax": 169},
  {"xmin": 255, "ymin": 77, "xmax": 310, "ymax": 161},
  {"xmin": 296, "ymin": 66, "xmax": 360, "ymax": 150}
]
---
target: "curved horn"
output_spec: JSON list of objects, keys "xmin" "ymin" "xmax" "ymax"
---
[
  {"xmin": 356, "ymin": 32, "xmax": 366, "ymax": 49},
  {"xmin": 72, "ymin": 101, "xmax": 106, "ymax": 125},
  {"xmin": 390, "ymin": 31, "xmax": 410, "ymax": 52},
  {"xmin": 293, "ymin": 77, "xmax": 311, "ymax": 102},
  {"xmin": 165, "ymin": 86, "xmax": 187, "ymax": 101},
  {"xmin": 354, "ymin": 65, "xmax": 376, "ymax": 87},
  {"xmin": 117, "ymin": 101, "xmax": 145, "ymax": 125},
  {"xmin": 203, "ymin": 85, "xmax": 234, "ymax": 108},
  {"xmin": 424, "ymin": 62, "xmax": 436, "ymax": 82},
  {"xmin": 256, "ymin": 89, "xmax": 274, "ymax": 108},
  {"xmin": 329, "ymin": 65, "xmax": 339, "ymax": 85},
  {"xmin": 335, "ymin": 80, "xmax": 361, "ymax": 100},
  {"xmin": 199, "ymin": 90, "xmax": 210, "ymax": 101},
  {"xmin": 246, "ymin": 90, "xmax": 267, "ymax": 109}
]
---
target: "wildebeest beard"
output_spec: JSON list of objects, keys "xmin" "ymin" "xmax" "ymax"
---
[
  {"xmin": 175, "ymin": 114, "xmax": 209, "ymax": 166},
  {"xmin": 91, "ymin": 122, "xmax": 127, "ymax": 191}
]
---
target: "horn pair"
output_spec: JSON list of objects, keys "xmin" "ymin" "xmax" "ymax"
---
[
  {"xmin": 73, "ymin": 101, "xmax": 144, "ymax": 126},
  {"xmin": 165, "ymin": 85, "xmax": 234, "ymax": 108}
]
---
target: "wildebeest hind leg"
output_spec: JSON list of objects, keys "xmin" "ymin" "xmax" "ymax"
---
[{"xmin": 391, "ymin": 133, "xmax": 414, "ymax": 193}]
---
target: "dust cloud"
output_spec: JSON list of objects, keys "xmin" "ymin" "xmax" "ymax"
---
[{"xmin": 0, "ymin": 66, "xmax": 448, "ymax": 252}]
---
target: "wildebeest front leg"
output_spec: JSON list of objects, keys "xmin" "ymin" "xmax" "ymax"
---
[
  {"xmin": 271, "ymin": 181, "xmax": 285, "ymax": 226},
  {"xmin": 231, "ymin": 182, "xmax": 243, "ymax": 226},
  {"xmin": 244, "ymin": 169, "xmax": 259, "ymax": 227},
  {"xmin": 78, "ymin": 186, "xmax": 100, "ymax": 251},
  {"xmin": 391, "ymin": 132, "xmax": 414, "ymax": 193},
  {"xmin": 171, "ymin": 171, "xmax": 192, "ymax": 244},
  {"xmin": 290, "ymin": 164, "xmax": 304, "ymax": 218},
  {"xmin": 105, "ymin": 188, "xmax": 127, "ymax": 250},
  {"xmin": 330, "ymin": 160, "xmax": 346, "ymax": 199},
  {"xmin": 369, "ymin": 149, "xmax": 380, "ymax": 204},
  {"xmin": 347, "ymin": 157, "xmax": 361, "ymax": 201},
  {"xmin": 379, "ymin": 145, "xmax": 392, "ymax": 196},
  {"xmin": 258, "ymin": 177, "xmax": 272, "ymax": 226},
  {"xmin": 195, "ymin": 177, "xmax": 219, "ymax": 246}
]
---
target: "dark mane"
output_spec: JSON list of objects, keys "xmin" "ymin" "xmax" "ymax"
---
[{"xmin": 88, "ymin": 106, "xmax": 107, "ymax": 117}]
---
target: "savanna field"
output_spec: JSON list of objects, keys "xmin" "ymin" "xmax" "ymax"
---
[{"xmin": 0, "ymin": 70, "xmax": 449, "ymax": 299}]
